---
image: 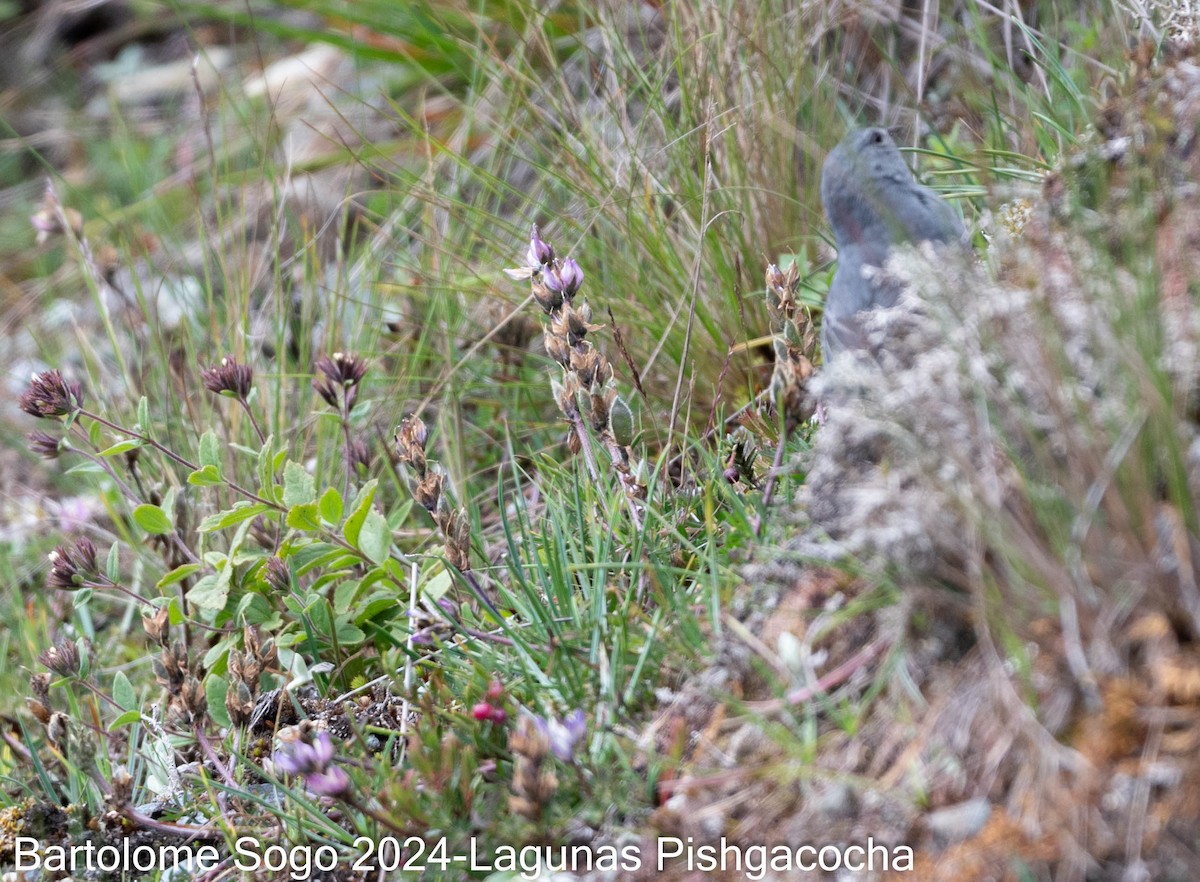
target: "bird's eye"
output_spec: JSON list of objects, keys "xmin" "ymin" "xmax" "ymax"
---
[{"xmin": 870, "ymin": 131, "xmax": 883, "ymax": 144}]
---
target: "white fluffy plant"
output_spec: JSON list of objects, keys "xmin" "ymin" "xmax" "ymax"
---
[{"xmin": 803, "ymin": 220, "xmax": 1200, "ymax": 672}]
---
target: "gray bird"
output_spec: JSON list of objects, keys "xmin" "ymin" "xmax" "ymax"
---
[{"xmin": 820, "ymin": 127, "xmax": 965, "ymax": 361}]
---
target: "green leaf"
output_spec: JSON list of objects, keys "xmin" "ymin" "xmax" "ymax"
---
[
  {"xmin": 384, "ymin": 557, "xmax": 409, "ymax": 588},
  {"xmin": 333, "ymin": 579, "xmax": 361, "ymax": 614},
  {"xmin": 76, "ymin": 636, "xmax": 90, "ymax": 679},
  {"xmin": 188, "ymin": 569, "xmax": 232, "ymax": 611},
  {"xmin": 307, "ymin": 597, "xmax": 333, "ymax": 638},
  {"xmin": 275, "ymin": 631, "xmax": 303, "ymax": 649},
  {"xmin": 286, "ymin": 502, "xmax": 321, "ymax": 532},
  {"xmin": 105, "ymin": 543, "xmax": 120, "ymax": 583},
  {"xmin": 318, "ymin": 487, "xmax": 344, "ymax": 525},
  {"xmin": 343, "ymin": 479, "xmax": 378, "ymax": 547},
  {"xmin": 199, "ymin": 431, "xmax": 222, "ymax": 469},
  {"xmin": 133, "ymin": 504, "xmax": 173, "ymax": 535},
  {"xmin": 348, "ymin": 399, "xmax": 373, "ymax": 423},
  {"xmin": 198, "ymin": 502, "xmax": 273, "ymax": 533},
  {"xmin": 203, "ymin": 637, "xmax": 233, "ymax": 673},
  {"xmin": 237, "ymin": 592, "xmax": 282, "ymax": 628},
  {"xmin": 226, "ymin": 516, "xmax": 256, "ymax": 564},
  {"xmin": 334, "ymin": 616, "xmax": 366, "ymax": 646},
  {"xmin": 257, "ymin": 434, "xmax": 276, "ymax": 496},
  {"xmin": 354, "ymin": 595, "xmax": 400, "ymax": 624},
  {"xmin": 424, "ymin": 568, "xmax": 453, "ymax": 603},
  {"xmin": 288, "ymin": 542, "xmax": 344, "ymax": 575},
  {"xmin": 167, "ymin": 596, "xmax": 185, "ymax": 625},
  {"xmin": 136, "ymin": 396, "xmax": 150, "ymax": 433},
  {"xmin": 206, "ymin": 678, "xmax": 231, "ymax": 729},
  {"xmin": 157, "ymin": 563, "xmax": 201, "ymax": 589},
  {"xmin": 97, "ymin": 439, "xmax": 143, "ymax": 457},
  {"xmin": 109, "ymin": 710, "xmax": 142, "ymax": 730},
  {"xmin": 282, "ymin": 461, "xmax": 316, "ymax": 508},
  {"xmin": 187, "ymin": 464, "xmax": 223, "ymax": 486},
  {"xmin": 389, "ymin": 498, "xmax": 415, "ymax": 528},
  {"xmin": 112, "ymin": 672, "xmax": 136, "ymax": 710},
  {"xmin": 357, "ymin": 508, "xmax": 391, "ymax": 564},
  {"xmin": 64, "ymin": 461, "xmax": 106, "ymax": 477}
]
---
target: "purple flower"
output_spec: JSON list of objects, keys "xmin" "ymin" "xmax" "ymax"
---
[
  {"xmin": 526, "ymin": 226, "xmax": 555, "ymax": 268},
  {"xmin": 20, "ymin": 370, "xmax": 84, "ymax": 420},
  {"xmin": 504, "ymin": 225, "xmax": 558, "ymax": 281},
  {"xmin": 544, "ymin": 258, "xmax": 584, "ymax": 298},
  {"xmin": 531, "ymin": 709, "xmax": 587, "ymax": 762},
  {"xmin": 306, "ymin": 766, "xmax": 352, "ymax": 797},
  {"xmin": 315, "ymin": 352, "xmax": 368, "ymax": 388},
  {"xmin": 264, "ymin": 556, "xmax": 290, "ymax": 593},
  {"xmin": 27, "ymin": 431, "xmax": 63, "ymax": 460},
  {"xmin": 313, "ymin": 352, "xmax": 369, "ymax": 409},
  {"xmin": 200, "ymin": 357, "xmax": 254, "ymax": 400},
  {"xmin": 47, "ymin": 537, "xmax": 101, "ymax": 591},
  {"xmin": 345, "ymin": 437, "xmax": 371, "ymax": 472},
  {"xmin": 273, "ymin": 731, "xmax": 351, "ymax": 798}
]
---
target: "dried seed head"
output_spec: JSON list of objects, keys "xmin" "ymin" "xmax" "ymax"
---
[
  {"xmin": 544, "ymin": 333, "xmax": 572, "ymax": 366},
  {"xmin": 394, "ymin": 415, "xmax": 428, "ymax": 471},
  {"xmin": 414, "ymin": 470, "xmax": 444, "ymax": 512},
  {"xmin": 46, "ymin": 712, "xmax": 69, "ymax": 747},
  {"xmin": 110, "ymin": 766, "xmax": 133, "ymax": 808},
  {"xmin": 244, "ymin": 626, "xmax": 275, "ymax": 667},
  {"xmin": 226, "ymin": 681, "xmax": 255, "ymax": 728},
  {"xmin": 508, "ymin": 713, "xmax": 557, "ymax": 820},
  {"xmin": 154, "ymin": 643, "xmax": 188, "ymax": 695},
  {"xmin": 27, "ymin": 697, "xmax": 51, "ymax": 726},
  {"xmin": 442, "ymin": 507, "xmax": 472, "ymax": 571},
  {"xmin": 142, "ymin": 607, "xmax": 170, "ymax": 646},
  {"xmin": 177, "ymin": 676, "xmax": 208, "ymax": 723},
  {"xmin": 228, "ymin": 649, "xmax": 247, "ymax": 684},
  {"xmin": 569, "ymin": 348, "xmax": 611, "ymax": 389},
  {"xmin": 589, "ymin": 391, "xmax": 609, "ymax": 433},
  {"xmin": 30, "ymin": 673, "xmax": 51, "ymax": 706},
  {"xmin": 531, "ymin": 277, "xmax": 564, "ymax": 313},
  {"xmin": 511, "ymin": 712, "xmax": 550, "ymax": 763},
  {"xmin": 765, "ymin": 261, "xmax": 800, "ymax": 317}
]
